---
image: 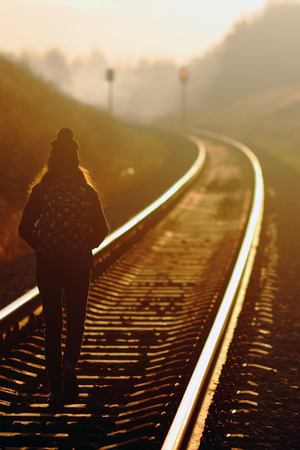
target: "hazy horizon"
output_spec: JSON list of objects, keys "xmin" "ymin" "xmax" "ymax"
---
[{"xmin": 1, "ymin": 0, "xmax": 267, "ymax": 65}]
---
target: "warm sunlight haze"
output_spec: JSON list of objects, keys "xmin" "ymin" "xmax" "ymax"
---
[
  {"xmin": 0, "ymin": 0, "xmax": 300, "ymax": 448},
  {"xmin": 1, "ymin": 0, "xmax": 266, "ymax": 64}
]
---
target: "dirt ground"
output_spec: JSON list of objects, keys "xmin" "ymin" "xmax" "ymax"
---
[
  {"xmin": 249, "ymin": 143, "xmax": 300, "ymax": 447},
  {"xmin": 200, "ymin": 141, "xmax": 300, "ymax": 449}
]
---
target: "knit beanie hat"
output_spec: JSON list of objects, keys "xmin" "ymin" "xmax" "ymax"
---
[{"xmin": 48, "ymin": 128, "xmax": 80, "ymax": 169}]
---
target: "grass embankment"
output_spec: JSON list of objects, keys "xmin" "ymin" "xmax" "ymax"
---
[
  {"xmin": 194, "ymin": 87, "xmax": 300, "ymax": 175},
  {"xmin": 0, "ymin": 56, "xmax": 170, "ymax": 264},
  {"xmin": 176, "ymin": 3, "xmax": 300, "ymax": 174}
]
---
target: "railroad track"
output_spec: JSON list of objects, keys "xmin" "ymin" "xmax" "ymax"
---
[{"xmin": 0, "ymin": 131, "xmax": 264, "ymax": 449}]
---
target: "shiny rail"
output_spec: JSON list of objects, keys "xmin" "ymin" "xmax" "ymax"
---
[
  {"xmin": 162, "ymin": 130, "xmax": 265, "ymax": 449},
  {"xmin": 0, "ymin": 131, "xmax": 264, "ymax": 449}
]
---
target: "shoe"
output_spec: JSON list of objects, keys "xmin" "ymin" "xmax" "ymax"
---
[
  {"xmin": 63, "ymin": 363, "xmax": 79, "ymax": 404},
  {"xmin": 48, "ymin": 390, "xmax": 63, "ymax": 410}
]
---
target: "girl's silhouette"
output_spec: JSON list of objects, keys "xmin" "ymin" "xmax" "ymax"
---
[{"xmin": 19, "ymin": 128, "xmax": 109, "ymax": 408}]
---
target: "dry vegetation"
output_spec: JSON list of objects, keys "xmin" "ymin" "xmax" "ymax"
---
[
  {"xmin": 194, "ymin": 84, "xmax": 300, "ymax": 174},
  {"xmin": 0, "ymin": 56, "xmax": 170, "ymax": 264},
  {"xmin": 183, "ymin": 2, "xmax": 300, "ymax": 174}
]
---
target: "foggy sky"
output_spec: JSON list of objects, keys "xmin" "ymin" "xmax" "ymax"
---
[{"xmin": 0, "ymin": 0, "xmax": 266, "ymax": 64}]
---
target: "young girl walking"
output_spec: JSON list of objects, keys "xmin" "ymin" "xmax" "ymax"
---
[{"xmin": 19, "ymin": 128, "xmax": 109, "ymax": 408}]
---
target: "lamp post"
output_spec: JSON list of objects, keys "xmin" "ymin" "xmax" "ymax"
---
[
  {"xmin": 179, "ymin": 68, "xmax": 189, "ymax": 128},
  {"xmin": 106, "ymin": 68, "xmax": 115, "ymax": 114}
]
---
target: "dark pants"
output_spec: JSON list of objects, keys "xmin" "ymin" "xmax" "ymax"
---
[{"xmin": 36, "ymin": 256, "xmax": 91, "ymax": 392}]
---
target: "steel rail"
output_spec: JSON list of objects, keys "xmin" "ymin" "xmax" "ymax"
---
[
  {"xmin": 161, "ymin": 130, "xmax": 265, "ymax": 450},
  {"xmin": 0, "ymin": 134, "xmax": 206, "ymax": 333}
]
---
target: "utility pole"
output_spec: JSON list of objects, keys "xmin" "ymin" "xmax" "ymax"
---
[
  {"xmin": 106, "ymin": 68, "xmax": 115, "ymax": 114},
  {"xmin": 179, "ymin": 68, "xmax": 189, "ymax": 128}
]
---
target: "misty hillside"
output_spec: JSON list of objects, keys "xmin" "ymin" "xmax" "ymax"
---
[
  {"xmin": 0, "ymin": 56, "xmax": 169, "ymax": 203},
  {"xmin": 189, "ymin": 2, "xmax": 300, "ymax": 109},
  {"xmin": 3, "ymin": 1, "xmax": 300, "ymax": 173},
  {"xmin": 10, "ymin": 2, "xmax": 300, "ymax": 126},
  {"xmin": 8, "ymin": 48, "xmax": 179, "ymax": 122},
  {"xmin": 0, "ymin": 55, "xmax": 170, "ymax": 262},
  {"xmin": 187, "ymin": 2, "xmax": 300, "ymax": 172},
  {"xmin": 194, "ymin": 84, "xmax": 300, "ymax": 172},
  {"xmin": 10, "ymin": 0, "xmax": 300, "ymax": 162}
]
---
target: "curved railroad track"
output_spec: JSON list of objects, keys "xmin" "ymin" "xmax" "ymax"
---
[{"xmin": 0, "ymin": 130, "xmax": 264, "ymax": 449}]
